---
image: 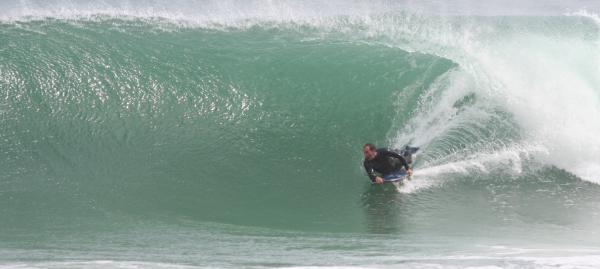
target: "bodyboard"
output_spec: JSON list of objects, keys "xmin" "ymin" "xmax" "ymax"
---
[{"xmin": 382, "ymin": 171, "xmax": 408, "ymax": 183}]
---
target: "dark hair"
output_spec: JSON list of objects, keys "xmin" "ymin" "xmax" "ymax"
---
[{"xmin": 363, "ymin": 143, "xmax": 376, "ymax": 151}]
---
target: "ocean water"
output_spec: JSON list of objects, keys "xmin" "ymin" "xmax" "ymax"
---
[{"xmin": 2, "ymin": 1, "xmax": 600, "ymax": 268}]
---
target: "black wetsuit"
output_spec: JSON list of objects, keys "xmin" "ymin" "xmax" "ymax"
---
[{"xmin": 363, "ymin": 148, "xmax": 410, "ymax": 182}]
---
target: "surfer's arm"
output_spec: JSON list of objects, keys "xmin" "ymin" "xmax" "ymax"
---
[{"xmin": 363, "ymin": 162, "xmax": 379, "ymax": 183}]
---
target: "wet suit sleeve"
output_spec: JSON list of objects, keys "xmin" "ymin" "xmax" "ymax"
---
[
  {"xmin": 380, "ymin": 149, "xmax": 410, "ymax": 171},
  {"xmin": 363, "ymin": 162, "xmax": 377, "ymax": 182}
]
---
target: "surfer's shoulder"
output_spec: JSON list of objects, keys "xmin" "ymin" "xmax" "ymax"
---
[{"xmin": 377, "ymin": 148, "xmax": 395, "ymax": 155}]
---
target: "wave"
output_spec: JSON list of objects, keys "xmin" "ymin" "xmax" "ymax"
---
[
  {"xmin": 2, "ymin": 0, "xmax": 600, "ymax": 23},
  {"xmin": 3, "ymin": 2, "xmax": 599, "ymax": 183},
  {"xmin": 1, "ymin": 1, "xmax": 600, "ymax": 233},
  {"xmin": 0, "ymin": 18, "xmax": 453, "ymax": 230}
]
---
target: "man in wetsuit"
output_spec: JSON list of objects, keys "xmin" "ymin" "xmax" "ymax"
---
[{"xmin": 363, "ymin": 143, "xmax": 413, "ymax": 184}]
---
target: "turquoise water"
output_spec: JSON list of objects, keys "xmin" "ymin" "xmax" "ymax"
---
[{"xmin": 2, "ymin": 1, "xmax": 600, "ymax": 268}]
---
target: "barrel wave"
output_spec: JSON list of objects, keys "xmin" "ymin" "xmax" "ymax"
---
[
  {"xmin": 0, "ymin": 19, "xmax": 453, "ymax": 230},
  {"xmin": 2, "ymin": 1, "xmax": 600, "ymax": 268}
]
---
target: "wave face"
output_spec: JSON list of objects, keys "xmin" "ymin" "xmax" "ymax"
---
[{"xmin": 2, "ymin": 1, "xmax": 600, "ymax": 268}]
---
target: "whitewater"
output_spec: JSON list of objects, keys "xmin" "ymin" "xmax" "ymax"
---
[{"xmin": 2, "ymin": 0, "xmax": 600, "ymax": 268}]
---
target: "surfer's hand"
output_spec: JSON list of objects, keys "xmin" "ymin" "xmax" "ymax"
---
[
  {"xmin": 407, "ymin": 169, "xmax": 413, "ymax": 177},
  {"xmin": 374, "ymin": 177, "xmax": 384, "ymax": 184}
]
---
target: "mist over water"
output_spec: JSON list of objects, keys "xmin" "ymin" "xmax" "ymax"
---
[{"xmin": 2, "ymin": 1, "xmax": 600, "ymax": 268}]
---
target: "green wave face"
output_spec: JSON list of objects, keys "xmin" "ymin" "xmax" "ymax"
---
[{"xmin": 0, "ymin": 20, "xmax": 453, "ymax": 231}]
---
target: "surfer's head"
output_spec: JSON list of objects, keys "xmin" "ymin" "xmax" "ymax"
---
[{"xmin": 363, "ymin": 143, "xmax": 377, "ymax": 160}]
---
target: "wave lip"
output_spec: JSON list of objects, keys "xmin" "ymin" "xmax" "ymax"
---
[{"xmin": 3, "ymin": 0, "xmax": 600, "ymax": 24}]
